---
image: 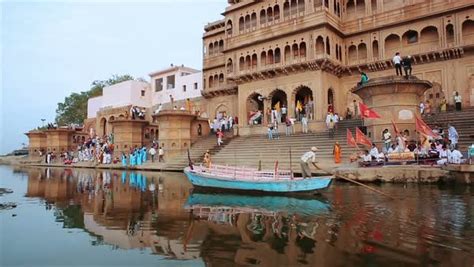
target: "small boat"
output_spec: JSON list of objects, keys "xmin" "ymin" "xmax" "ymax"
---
[
  {"xmin": 183, "ymin": 164, "xmax": 333, "ymax": 194},
  {"xmin": 185, "ymin": 192, "xmax": 330, "ymax": 216}
]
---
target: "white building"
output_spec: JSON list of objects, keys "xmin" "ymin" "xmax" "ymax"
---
[
  {"xmin": 87, "ymin": 80, "xmax": 151, "ymax": 119},
  {"xmin": 149, "ymin": 65, "xmax": 203, "ymax": 108},
  {"xmin": 87, "ymin": 65, "xmax": 203, "ymax": 119}
]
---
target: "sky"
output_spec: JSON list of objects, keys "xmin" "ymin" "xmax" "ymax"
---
[{"xmin": 1, "ymin": 0, "xmax": 227, "ymax": 154}]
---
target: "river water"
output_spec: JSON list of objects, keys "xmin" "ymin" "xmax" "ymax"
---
[{"xmin": 0, "ymin": 166, "xmax": 473, "ymax": 267}]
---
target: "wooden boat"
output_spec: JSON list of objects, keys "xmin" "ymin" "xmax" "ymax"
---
[
  {"xmin": 185, "ymin": 192, "xmax": 330, "ymax": 216},
  {"xmin": 183, "ymin": 164, "xmax": 333, "ymax": 194}
]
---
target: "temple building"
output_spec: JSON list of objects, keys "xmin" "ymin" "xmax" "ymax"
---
[{"xmin": 202, "ymin": 0, "xmax": 474, "ymax": 135}]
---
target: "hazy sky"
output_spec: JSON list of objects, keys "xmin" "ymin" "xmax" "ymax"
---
[{"xmin": 1, "ymin": 0, "xmax": 227, "ymax": 154}]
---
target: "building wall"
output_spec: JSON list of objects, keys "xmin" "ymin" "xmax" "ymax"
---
[
  {"xmin": 202, "ymin": 0, "xmax": 474, "ymax": 136},
  {"xmin": 150, "ymin": 67, "xmax": 203, "ymax": 107}
]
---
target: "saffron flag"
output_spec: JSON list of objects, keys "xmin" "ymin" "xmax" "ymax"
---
[
  {"xmin": 347, "ymin": 129, "xmax": 357, "ymax": 147},
  {"xmin": 415, "ymin": 116, "xmax": 440, "ymax": 138},
  {"xmin": 359, "ymin": 102, "xmax": 382, "ymax": 119},
  {"xmin": 391, "ymin": 120, "xmax": 401, "ymax": 136},
  {"xmin": 356, "ymin": 127, "xmax": 373, "ymax": 147}
]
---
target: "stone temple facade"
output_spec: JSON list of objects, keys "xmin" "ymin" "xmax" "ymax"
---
[{"xmin": 202, "ymin": 0, "xmax": 474, "ymax": 135}]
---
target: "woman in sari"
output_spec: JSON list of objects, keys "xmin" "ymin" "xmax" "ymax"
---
[{"xmin": 333, "ymin": 142, "xmax": 342, "ymax": 164}]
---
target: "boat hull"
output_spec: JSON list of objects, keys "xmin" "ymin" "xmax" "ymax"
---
[
  {"xmin": 185, "ymin": 193, "xmax": 330, "ymax": 216},
  {"xmin": 184, "ymin": 168, "xmax": 332, "ymax": 194}
]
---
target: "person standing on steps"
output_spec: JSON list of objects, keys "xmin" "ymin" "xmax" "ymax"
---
[
  {"xmin": 393, "ymin": 52, "xmax": 402, "ymax": 76},
  {"xmin": 158, "ymin": 147, "xmax": 165, "ymax": 162},
  {"xmin": 300, "ymin": 147, "xmax": 318, "ymax": 178},
  {"xmin": 301, "ymin": 115, "xmax": 309, "ymax": 134},
  {"xmin": 454, "ymin": 91, "xmax": 462, "ymax": 111},
  {"xmin": 203, "ymin": 150, "xmax": 212, "ymax": 168},
  {"xmin": 149, "ymin": 146, "xmax": 156, "ymax": 163},
  {"xmin": 333, "ymin": 142, "xmax": 341, "ymax": 164}
]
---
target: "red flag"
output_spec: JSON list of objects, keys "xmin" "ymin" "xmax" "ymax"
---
[
  {"xmin": 347, "ymin": 129, "xmax": 357, "ymax": 147},
  {"xmin": 356, "ymin": 128, "xmax": 373, "ymax": 147},
  {"xmin": 415, "ymin": 117, "xmax": 440, "ymax": 138},
  {"xmin": 391, "ymin": 120, "xmax": 401, "ymax": 136},
  {"xmin": 359, "ymin": 102, "xmax": 381, "ymax": 119}
]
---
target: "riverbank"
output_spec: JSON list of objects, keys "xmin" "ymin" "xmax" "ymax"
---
[{"xmin": 2, "ymin": 155, "xmax": 468, "ymax": 184}]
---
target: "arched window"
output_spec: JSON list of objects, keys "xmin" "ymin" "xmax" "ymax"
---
[
  {"xmin": 420, "ymin": 26, "xmax": 439, "ymax": 45},
  {"xmin": 219, "ymin": 40, "xmax": 224, "ymax": 52},
  {"xmin": 299, "ymin": 42, "xmax": 307, "ymax": 58},
  {"xmin": 315, "ymin": 36, "xmax": 324, "ymax": 56},
  {"xmin": 402, "ymin": 30, "xmax": 418, "ymax": 44},
  {"xmin": 251, "ymin": 54, "xmax": 257, "ymax": 69},
  {"xmin": 267, "ymin": 7, "xmax": 273, "ymax": 23},
  {"xmin": 335, "ymin": 44, "xmax": 339, "ymax": 60},
  {"xmin": 358, "ymin": 43, "xmax": 367, "ymax": 60},
  {"xmin": 348, "ymin": 45, "xmax": 357, "ymax": 64},
  {"xmin": 356, "ymin": 0, "xmax": 365, "ymax": 16},
  {"xmin": 384, "ymin": 34, "xmax": 401, "ymax": 57},
  {"xmin": 284, "ymin": 45, "xmax": 291, "ymax": 62},
  {"xmin": 268, "ymin": 49, "xmax": 274, "ymax": 64},
  {"xmin": 462, "ymin": 20, "xmax": 474, "ymax": 44},
  {"xmin": 291, "ymin": 0, "xmax": 297, "ymax": 16},
  {"xmin": 274, "ymin": 5, "xmax": 280, "ymax": 21},
  {"xmin": 324, "ymin": 0, "xmax": 329, "ymax": 8},
  {"xmin": 209, "ymin": 43, "xmax": 214, "ymax": 56},
  {"xmin": 292, "ymin": 43, "xmax": 299, "ymax": 58},
  {"xmin": 298, "ymin": 0, "xmax": 305, "ymax": 14},
  {"xmin": 227, "ymin": 58, "xmax": 234, "ymax": 73},
  {"xmin": 209, "ymin": 76, "xmax": 214, "ymax": 88},
  {"xmin": 371, "ymin": 0, "xmax": 377, "ymax": 13},
  {"xmin": 325, "ymin": 37, "xmax": 331, "ymax": 55},
  {"xmin": 245, "ymin": 15, "xmax": 251, "ymax": 31},
  {"xmin": 214, "ymin": 75, "xmax": 219, "ymax": 86},
  {"xmin": 239, "ymin": 56, "xmax": 245, "ymax": 71},
  {"xmin": 283, "ymin": 1, "xmax": 290, "ymax": 19},
  {"xmin": 251, "ymin": 13, "xmax": 257, "ymax": 29},
  {"xmin": 372, "ymin": 40, "xmax": 379, "ymax": 59},
  {"xmin": 226, "ymin": 20, "xmax": 233, "ymax": 35},
  {"xmin": 346, "ymin": 0, "xmax": 355, "ymax": 18},
  {"xmin": 219, "ymin": 73, "xmax": 224, "ymax": 85},
  {"xmin": 260, "ymin": 9, "xmax": 266, "ymax": 26},
  {"xmin": 275, "ymin": 48, "xmax": 281, "ymax": 63},
  {"xmin": 246, "ymin": 55, "xmax": 251, "ymax": 69},
  {"xmin": 261, "ymin": 51, "xmax": 267, "ymax": 67},
  {"xmin": 239, "ymin": 17, "xmax": 244, "ymax": 33},
  {"xmin": 446, "ymin": 24, "xmax": 454, "ymax": 44}
]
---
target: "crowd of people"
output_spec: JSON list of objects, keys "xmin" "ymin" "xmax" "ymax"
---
[{"xmin": 352, "ymin": 123, "xmax": 465, "ymax": 166}]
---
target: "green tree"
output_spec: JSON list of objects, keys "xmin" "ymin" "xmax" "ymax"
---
[{"xmin": 55, "ymin": 74, "xmax": 135, "ymax": 125}]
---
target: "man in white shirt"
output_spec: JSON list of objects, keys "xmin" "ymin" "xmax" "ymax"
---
[
  {"xmin": 149, "ymin": 147, "xmax": 156, "ymax": 162},
  {"xmin": 437, "ymin": 146, "xmax": 449, "ymax": 165},
  {"xmin": 369, "ymin": 144, "xmax": 379, "ymax": 159},
  {"xmin": 300, "ymin": 147, "xmax": 318, "ymax": 178},
  {"xmin": 393, "ymin": 52, "xmax": 402, "ymax": 76},
  {"xmin": 448, "ymin": 146, "xmax": 463, "ymax": 164},
  {"xmin": 419, "ymin": 101, "xmax": 425, "ymax": 114},
  {"xmin": 281, "ymin": 105, "xmax": 287, "ymax": 122},
  {"xmin": 301, "ymin": 115, "xmax": 309, "ymax": 134},
  {"xmin": 158, "ymin": 147, "xmax": 164, "ymax": 162}
]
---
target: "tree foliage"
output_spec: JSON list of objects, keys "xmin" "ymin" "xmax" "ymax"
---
[{"xmin": 55, "ymin": 74, "xmax": 136, "ymax": 125}]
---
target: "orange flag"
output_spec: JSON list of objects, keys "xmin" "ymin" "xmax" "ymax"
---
[
  {"xmin": 359, "ymin": 102, "xmax": 381, "ymax": 119},
  {"xmin": 347, "ymin": 129, "xmax": 357, "ymax": 147},
  {"xmin": 391, "ymin": 120, "xmax": 401, "ymax": 136},
  {"xmin": 415, "ymin": 116, "xmax": 440, "ymax": 138},
  {"xmin": 356, "ymin": 127, "xmax": 373, "ymax": 147}
]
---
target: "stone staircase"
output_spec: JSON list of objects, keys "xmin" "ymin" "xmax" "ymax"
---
[
  {"xmin": 208, "ymin": 119, "xmax": 364, "ymax": 171},
  {"xmin": 163, "ymin": 132, "xmax": 234, "ymax": 171},
  {"xmin": 423, "ymin": 107, "xmax": 474, "ymax": 150}
]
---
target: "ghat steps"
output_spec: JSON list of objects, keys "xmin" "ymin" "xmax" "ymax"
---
[
  {"xmin": 423, "ymin": 107, "xmax": 474, "ymax": 150},
  {"xmin": 164, "ymin": 119, "xmax": 363, "ymax": 171}
]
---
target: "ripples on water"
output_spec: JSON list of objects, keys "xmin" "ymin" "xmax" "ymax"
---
[{"xmin": 0, "ymin": 166, "xmax": 473, "ymax": 266}]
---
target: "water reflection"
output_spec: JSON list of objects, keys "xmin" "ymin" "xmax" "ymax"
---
[{"xmin": 7, "ymin": 167, "xmax": 474, "ymax": 266}]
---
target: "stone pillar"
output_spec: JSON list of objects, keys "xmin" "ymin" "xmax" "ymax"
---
[
  {"xmin": 110, "ymin": 119, "xmax": 148, "ymax": 153},
  {"xmin": 353, "ymin": 76, "xmax": 432, "ymax": 142},
  {"xmin": 153, "ymin": 110, "xmax": 197, "ymax": 159},
  {"xmin": 25, "ymin": 131, "xmax": 47, "ymax": 156}
]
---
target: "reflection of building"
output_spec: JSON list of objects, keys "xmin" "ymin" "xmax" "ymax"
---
[{"xmin": 202, "ymin": 0, "xmax": 474, "ymax": 135}]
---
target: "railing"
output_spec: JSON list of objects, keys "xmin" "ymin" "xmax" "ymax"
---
[{"xmin": 194, "ymin": 164, "xmax": 293, "ymax": 180}]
